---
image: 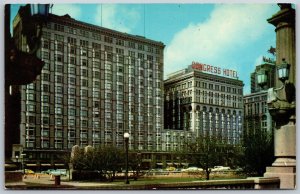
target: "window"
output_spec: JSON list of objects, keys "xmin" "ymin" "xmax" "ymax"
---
[
  {"xmin": 69, "ymin": 108, "xmax": 76, "ymax": 116},
  {"xmin": 68, "ymin": 27, "xmax": 77, "ymax": 35},
  {"xmin": 81, "ymin": 79, "xmax": 88, "ymax": 87},
  {"xmin": 129, "ymin": 51, "xmax": 135, "ymax": 57},
  {"xmin": 56, "ymin": 42, "xmax": 64, "ymax": 52},
  {"xmin": 69, "ymin": 77, "xmax": 76, "ymax": 85},
  {"xmin": 69, "ymin": 119, "xmax": 75, "ymax": 127},
  {"xmin": 69, "ymin": 67, "xmax": 76, "ymax": 75},
  {"xmin": 69, "ymin": 98, "xmax": 75, "ymax": 105},
  {"xmin": 56, "ymin": 64, "xmax": 63, "ymax": 73},
  {"xmin": 81, "ymin": 89, "xmax": 88, "ymax": 97},
  {"xmin": 81, "ymin": 110, "xmax": 88, "ymax": 117},
  {"xmin": 27, "ymin": 104, "xmax": 35, "ymax": 112},
  {"xmin": 27, "ymin": 93, "xmax": 35, "ymax": 101},
  {"xmin": 55, "ymin": 75, "xmax": 63, "ymax": 83},
  {"xmin": 82, "ymin": 59, "xmax": 87, "ymax": 66},
  {"xmin": 42, "ymin": 73, "xmax": 50, "ymax": 81},
  {"xmin": 55, "ymin": 96, "xmax": 62, "ymax": 104},
  {"xmin": 80, "ymin": 40, "xmax": 89, "ymax": 47},
  {"xmin": 27, "ymin": 116, "xmax": 35, "ymax": 124},
  {"xmin": 55, "ymin": 118, "xmax": 63, "ymax": 126},
  {"xmin": 116, "ymin": 48, "xmax": 124, "ymax": 55},
  {"xmin": 69, "ymin": 88, "xmax": 76, "ymax": 95},
  {"xmin": 42, "ymin": 106, "xmax": 49, "ymax": 114},
  {"xmin": 55, "ymin": 129, "xmax": 63, "ymax": 138},
  {"xmin": 128, "ymin": 41, "xmax": 135, "ymax": 49},
  {"xmin": 81, "ymin": 69, "xmax": 88, "ymax": 77},
  {"xmin": 54, "ymin": 24, "xmax": 64, "ymax": 32},
  {"xmin": 42, "ymin": 117, "xmax": 49, "ymax": 125},
  {"xmin": 81, "ymin": 99, "xmax": 88, "ymax": 107},
  {"xmin": 55, "ymin": 54, "xmax": 63, "ymax": 62},
  {"xmin": 42, "ymin": 95, "xmax": 49, "ymax": 103},
  {"xmin": 55, "ymin": 140, "xmax": 63, "ymax": 149},
  {"xmin": 116, "ymin": 39, "xmax": 124, "ymax": 46},
  {"xmin": 81, "ymin": 49, "xmax": 87, "ymax": 56},
  {"xmin": 41, "ymin": 128, "xmax": 49, "ymax": 137},
  {"xmin": 67, "ymin": 37, "xmax": 76, "ymax": 45},
  {"xmin": 55, "ymin": 107, "xmax": 63, "ymax": 115},
  {"xmin": 55, "ymin": 86, "xmax": 63, "ymax": 94},
  {"xmin": 43, "ymin": 40, "xmax": 50, "ymax": 49},
  {"xmin": 138, "ymin": 53, "xmax": 144, "ymax": 59},
  {"xmin": 70, "ymin": 46, "xmax": 76, "ymax": 54},
  {"xmin": 104, "ymin": 36, "xmax": 113, "ymax": 43},
  {"xmin": 70, "ymin": 56, "xmax": 76, "ymax": 64},
  {"xmin": 54, "ymin": 34, "xmax": 64, "ymax": 41},
  {"xmin": 68, "ymin": 129, "xmax": 76, "ymax": 138},
  {"xmin": 104, "ymin": 45, "xmax": 113, "ymax": 52},
  {"xmin": 81, "ymin": 120, "xmax": 88, "ymax": 127}
]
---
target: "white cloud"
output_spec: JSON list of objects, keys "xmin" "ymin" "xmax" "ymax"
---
[
  {"xmin": 52, "ymin": 4, "xmax": 82, "ymax": 19},
  {"xmin": 164, "ymin": 4, "xmax": 276, "ymax": 78},
  {"xmin": 95, "ymin": 4, "xmax": 141, "ymax": 33}
]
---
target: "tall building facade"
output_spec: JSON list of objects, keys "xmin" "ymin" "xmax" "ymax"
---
[
  {"xmin": 13, "ymin": 11, "xmax": 165, "ymax": 168},
  {"xmin": 250, "ymin": 60, "xmax": 276, "ymax": 93},
  {"xmin": 164, "ymin": 62, "xmax": 244, "ymax": 150},
  {"xmin": 243, "ymin": 91, "xmax": 273, "ymax": 135},
  {"xmin": 244, "ymin": 59, "xmax": 275, "ymax": 141}
]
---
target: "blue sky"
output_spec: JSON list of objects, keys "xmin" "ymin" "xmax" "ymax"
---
[{"xmin": 10, "ymin": 3, "xmax": 279, "ymax": 94}]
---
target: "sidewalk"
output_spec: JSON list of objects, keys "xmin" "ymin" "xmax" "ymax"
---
[{"xmin": 5, "ymin": 174, "xmax": 118, "ymax": 189}]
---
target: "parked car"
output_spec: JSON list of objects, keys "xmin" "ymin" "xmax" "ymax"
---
[
  {"xmin": 165, "ymin": 166, "xmax": 176, "ymax": 171},
  {"xmin": 49, "ymin": 169, "xmax": 67, "ymax": 176},
  {"xmin": 24, "ymin": 169, "xmax": 34, "ymax": 174},
  {"xmin": 41, "ymin": 169, "xmax": 55, "ymax": 174},
  {"xmin": 181, "ymin": 167, "xmax": 203, "ymax": 172},
  {"xmin": 212, "ymin": 166, "xmax": 230, "ymax": 171}
]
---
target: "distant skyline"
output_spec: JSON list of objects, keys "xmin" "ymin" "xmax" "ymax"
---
[{"xmin": 10, "ymin": 3, "xmax": 279, "ymax": 94}]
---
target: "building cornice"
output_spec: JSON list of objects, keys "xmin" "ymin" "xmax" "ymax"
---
[{"xmin": 48, "ymin": 14, "xmax": 165, "ymax": 48}]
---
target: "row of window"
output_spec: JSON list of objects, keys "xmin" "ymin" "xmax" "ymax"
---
[
  {"xmin": 45, "ymin": 24, "xmax": 163, "ymax": 54},
  {"xmin": 167, "ymin": 82, "xmax": 243, "ymax": 95}
]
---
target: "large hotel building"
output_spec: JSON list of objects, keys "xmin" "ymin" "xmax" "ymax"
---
[
  {"xmin": 12, "ymin": 10, "xmax": 164, "ymax": 168},
  {"xmin": 163, "ymin": 62, "xmax": 244, "ymax": 151}
]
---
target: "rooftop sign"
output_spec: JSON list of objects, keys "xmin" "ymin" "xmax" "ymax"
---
[{"xmin": 191, "ymin": 61, "xmax": 238, "ymax": 79}]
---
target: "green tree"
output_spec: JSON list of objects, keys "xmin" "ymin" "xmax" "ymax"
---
[
  {"xmin": 94, "ymin": 145, "xmax": 124, "ymax": 181},
  {"xmin": 240, "ymin": 129, "xmax": 274, "ymax": 176},
  {"xmin": 184, "ymin": 134, "xmax": 236, "ymax": 180}
]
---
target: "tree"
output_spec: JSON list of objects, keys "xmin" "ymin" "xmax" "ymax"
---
[
  {"xmin": 184, "ymin": 134, "xmax": 236, "ymax": 180},
  {"xmin": 239, "ymin": 129, "xmax": 274, "ymax": 176}
]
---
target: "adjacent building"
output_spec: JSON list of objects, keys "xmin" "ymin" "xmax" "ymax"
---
[
  {"xmin": 243, "ymin": 91, "xmax": 273, "ymax": 136},
  {"xmin": 244, "ymin": 58, "xmax": 275, "ymax": 138},
  {"xmin": 13, "ymin": 10, "xmax": 165, "ymax": 169},
  {"xmin": 163, "ymin": 62, "xmax": 244, "ymax": 151},
  {"xmin": 250, "ymin": 59, "xmax": 276, "ymax": 93}
]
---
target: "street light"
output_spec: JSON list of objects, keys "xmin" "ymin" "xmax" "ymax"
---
[
  {"xmin": 15, "ymin": 156, "xmax": 19, "ymax": 170},
  {"xmin": 21, "ymin": 153, "xmax": 26, "ymax": 174},
  {"xmin": 124, "ymin": 132, "xmax": 130, "ymax": 184},
  {"xmin": 277, "ymin": 58, "xmax": 290, "ymax": 83},
  {"xmin": 257, "ymin": 69, "xmax": 268, "ymax": 89}
]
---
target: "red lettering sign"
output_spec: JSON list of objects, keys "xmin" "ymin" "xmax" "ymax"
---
[{"xmin": 191, "ymin": 61, "xmax": 237, "ymax": 78}]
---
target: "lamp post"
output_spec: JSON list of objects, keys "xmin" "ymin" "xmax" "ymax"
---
[
  {"xmin": 15, "ymin": 155, "xmax": 19, "ymax": 170},
  {"xmin": 124, "ymin": 132, "xmax": 130, "ymax": 184},
  {"xmin": 21, "ymin": 153, "xmax": 26, "ymax": 174},
  {"xmin": 264, "ymin": 4, "xmax": 296, "ymax": 189}
]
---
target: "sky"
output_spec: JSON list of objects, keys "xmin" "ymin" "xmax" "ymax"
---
[{"xmin": 10, "ymin": 3, "xmax": 280, "ymax": 95}]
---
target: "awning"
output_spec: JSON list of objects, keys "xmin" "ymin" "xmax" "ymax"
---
[
  {"xmin": 26, "ymin": 164, "xmax": 37, "ymax": 166},
  {"xmin": 167, "ymin": 163, "xmax": 173, "ymax": 166},
  {"xmin": 156, "ymin": 163, "xmax": 163, "ymax": 165}
]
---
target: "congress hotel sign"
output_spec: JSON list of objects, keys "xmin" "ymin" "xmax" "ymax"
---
[{"xmin": 191, "ymin": 61, "xmax": 238, "ymax": 78}]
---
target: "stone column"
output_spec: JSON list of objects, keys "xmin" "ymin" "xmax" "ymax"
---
[{"xmin": 264, "ymin": 4, "xmax": 296, "ymax": 189}]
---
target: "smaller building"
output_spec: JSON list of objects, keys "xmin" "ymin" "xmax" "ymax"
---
[{"xmin": 243, "ymin": 91, "xmax": 274, "ymax": 136}]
